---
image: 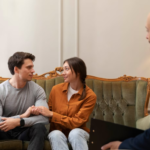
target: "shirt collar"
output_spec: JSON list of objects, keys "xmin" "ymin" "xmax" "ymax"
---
[
  {"xmin": 62, "ymin": 82, "xmax": 69, "ymax": 92},
  {"xmin": 62, "ymin": 82, "xmax": 84, "ymax": 96}
]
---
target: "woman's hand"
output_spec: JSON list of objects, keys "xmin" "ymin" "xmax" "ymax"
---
[
  {"xmin": 31, "ymin": 106, "xmax": 40, "ymax": 116},
  {"xmin": 32, "ymin": 106, "xmax": 53, "ymax": 117}
]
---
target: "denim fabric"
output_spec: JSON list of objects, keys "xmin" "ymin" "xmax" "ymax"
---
[{"xmin": 48, "ymin": 128, "xmax": 89, "ymax": 150}]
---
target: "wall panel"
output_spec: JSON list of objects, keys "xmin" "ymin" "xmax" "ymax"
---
[
  {"xmin": 0, "ymin": 0, "xmax": 60, "ymax": 77},
  {"xmin": 79, "ymin": 0, "xmax": 150, "ymax": 78}
]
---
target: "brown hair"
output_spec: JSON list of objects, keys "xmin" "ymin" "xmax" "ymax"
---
[
  {"xmin": 8, "ymin": 52, "xmax": 35, "ymax": 75},
  {"xmin": 64, "ymin": 57, "xmax": 87, "ymax": 100}
]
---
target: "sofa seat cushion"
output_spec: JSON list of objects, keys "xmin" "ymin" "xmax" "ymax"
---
[
  {"xmin": 0, "ymin": 140, "xmax": 22, "ymax": 150},
  {"xmin": 22, "ymin": 140, "xmax": 73, "ymax": 150},
  {"xmin": 23, "ymin": 140, "xmax": 51, "ymax": 150}
]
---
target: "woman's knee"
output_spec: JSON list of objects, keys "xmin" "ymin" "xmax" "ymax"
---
[
  {"xmin": 68, "ymin": 128, "xmax": 82, "ymax": 140},
  {"xmin": 68, "ymin": 128, "xmax": 89, "ymax": 142},
  {"xmin": 48, "ymin": 130, "xmax": 65, "ymax": 140}
]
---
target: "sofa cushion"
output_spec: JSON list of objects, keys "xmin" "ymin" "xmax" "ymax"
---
[
  {"xmin": 0, "ymin": 140, "xmax": 22, "ymax": 150},
  {"xmin": 36, "ymin": 79, "xmax": 46, "ymax": 92},
  {"xmin": 22, "ymin": 140, "xmax": 73, "ymax": 150},
  {"xmin": 45, "ymin": 77, "xmax": 64, "ymax": 101}
]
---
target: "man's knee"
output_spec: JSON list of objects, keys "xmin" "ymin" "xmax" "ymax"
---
[{"xmin": 30, "ymin": 123, "xmax": 47, "ymax": 135}]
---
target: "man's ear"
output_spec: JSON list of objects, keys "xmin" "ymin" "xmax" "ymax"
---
[{"xmin": 14, "ymin": 66, "xmax": 19, "ymax": 74}]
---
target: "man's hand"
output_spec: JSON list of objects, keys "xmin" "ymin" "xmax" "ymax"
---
[
  {"xmin": 32, "ymin": 106, "xmax": 53, "ymax": 117},
  {"xmin": 0, "ymin": 118, "xmax": 20, "ymax": 132},
  {"xmin": 31, "ymin": 106, "xmax": 40, "ymax": 116},
  {"xmin": 101, "ymin": 141, "xmax": 122, "ymax": 150},
  {"xmin": 20, "ymin": 107, "xmax": 32, "ymax": 118}
]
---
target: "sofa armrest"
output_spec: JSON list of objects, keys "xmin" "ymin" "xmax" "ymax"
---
[{"xmin": 136, "ymin": 115, "xmax": 150, "ymax": 130}]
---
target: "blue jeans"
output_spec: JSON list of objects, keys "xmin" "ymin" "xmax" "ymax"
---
[{"xmin": 48, "ymin": 128, "xmax": 89, "ymax": 150}]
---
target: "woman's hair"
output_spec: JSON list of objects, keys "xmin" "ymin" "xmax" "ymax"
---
[{"xmin": 63, "ymin": 57, "xmax": 87, "ymax": 100}]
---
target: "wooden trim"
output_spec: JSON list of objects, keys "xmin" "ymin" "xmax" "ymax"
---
[
  {"xmin": 144, "ymin": 78, "xmax": 150, "ymax": 116},
  {"xmin": 0, "ymin": 67, "xmax": 150, "ymax": 116},
  {"xmin": 86, "ymin": 75, "xmax": 148, "ymax": 82},
  {"xmin": 32, "ymin": 67, "xmax": 63, "ymax": 80},
  {"xmin": 0, "ymin": 77, "xmax": 10, "ymax": 81}
]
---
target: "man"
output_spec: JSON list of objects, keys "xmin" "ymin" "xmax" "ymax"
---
[
  {"xmin": 0, "ymin": 52, "xmax": 49, "ymax": 150},
  {"xmin": 101, "ymin": 13, "xmax": 150, "ymax": 150}
]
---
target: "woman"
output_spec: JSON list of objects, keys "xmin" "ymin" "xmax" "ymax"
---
[{"xmin": 34, "ymin": 57, "xmax": 96, "ymax": 150}]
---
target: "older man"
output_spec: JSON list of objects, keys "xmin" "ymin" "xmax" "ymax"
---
[{"xmin": 101, "ymin": 13, "xmax": 150, "ymax": 150}]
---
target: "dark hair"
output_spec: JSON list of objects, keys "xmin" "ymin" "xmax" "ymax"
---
[
  {"xmin": 64, "ymin": 57, "xmax": 87, "ymax": 100},
  {"xmin": 8, "ymin": 52, "xmax": 35, "ymax": 75}
]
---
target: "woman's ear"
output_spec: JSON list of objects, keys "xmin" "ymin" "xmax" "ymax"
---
[{"xmin": 77, "ymin": 72, "xmax": 80, "ymax": 77}]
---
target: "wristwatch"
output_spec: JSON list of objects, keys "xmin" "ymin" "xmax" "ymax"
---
[{"xmin": 20, "ymin": 118, "xmax": 25, "ymax": 127}]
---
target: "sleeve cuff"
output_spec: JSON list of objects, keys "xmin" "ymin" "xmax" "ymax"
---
[
  {"xmin": 118, "ymin": 142, "xmax": 124, "ymax": 149},
  {"xmin": 51, "ymin": 112, "xmax": 62, "ymax": 124},
  {"xmin": 10, "ymin": 115, "xmax": 20, "ymax": 119}
]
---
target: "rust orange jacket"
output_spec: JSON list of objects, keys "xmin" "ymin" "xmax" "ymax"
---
[{"xmin": 48, "ymin": 82, "xmax": 97, "ymax": 137}]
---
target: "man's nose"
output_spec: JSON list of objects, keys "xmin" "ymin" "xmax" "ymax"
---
[{"xmin": 32, "ymin": 68, "xmax": 35, "ymax": 73}]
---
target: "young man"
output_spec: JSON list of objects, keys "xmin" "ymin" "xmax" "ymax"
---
[
  {"xmin": 0, "ymin": 52, "xmax": 49, "ymax": 150},
  {"xmin": 101, "ymin": 13, "xmax": 150, "ymax": 150}
]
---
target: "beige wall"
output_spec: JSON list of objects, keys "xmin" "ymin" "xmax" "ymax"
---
[
  {"xmin": 0, "ymin": 0, "xmax": 150, "ymax": 79},
  {"xmin": 79, "ymin": 0, "xmax": 150, "ymax": 78},
  {"xmin": 0, "ymin": 0, "xmax": 60, "ymax": 77}
]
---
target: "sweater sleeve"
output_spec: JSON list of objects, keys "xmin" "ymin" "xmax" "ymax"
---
[
  {"xmin": 23, "ymin": 86, "xmax": 49, "ymax": 127},
  {"xmin": 0, "ymin": 100, "xmax": 20, "ymax": 122},
  {"xmin": 23, "ymin": 99, "xmax": 49, "ymax": 127},
  {"xmin": 0, "ymin": 84, "xmax": 21, "ymax": 122},
  {"xmin": 0, "ymin": 99, "xmax": 49, "ymax": 125},
  {"xmin": 119, "ymin": 128, "xmax": 150, "ymax": 150}
]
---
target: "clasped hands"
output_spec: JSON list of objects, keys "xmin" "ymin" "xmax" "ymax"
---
[
  {"xmin": 0, "ymin": 106, "xmax": 52, "ymax": 132},
  {"xmin": 31, "ymin": 106, "xmax": 53, "ymax": 117}
]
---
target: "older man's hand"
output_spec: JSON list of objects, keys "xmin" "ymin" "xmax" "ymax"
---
[{"xmin": 101, "ymin": 141, "xmax": 122, "ymax": 150}]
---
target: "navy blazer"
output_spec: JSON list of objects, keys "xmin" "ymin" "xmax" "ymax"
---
[{"xmin": 119, "ymin": 128, "xmax": 150, "ymax": 150}]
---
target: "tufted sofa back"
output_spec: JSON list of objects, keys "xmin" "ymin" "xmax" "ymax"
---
[
  {"xmin": 86, "ymin": 79, "xmax": 147, "ymax": 129},
  {"xmin": 32, "ymin": 76, "xmax": 149, "ymax": 129}
]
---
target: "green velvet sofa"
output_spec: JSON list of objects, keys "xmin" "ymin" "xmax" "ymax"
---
[{"xmin": 0, "ymin": 68, "xmax": 150, "ymax": 150}]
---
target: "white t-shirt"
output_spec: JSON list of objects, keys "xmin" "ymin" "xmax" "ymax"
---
[{"xmin": 67, "ymin": 84, "xmax": 78, "ymax": 101}]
